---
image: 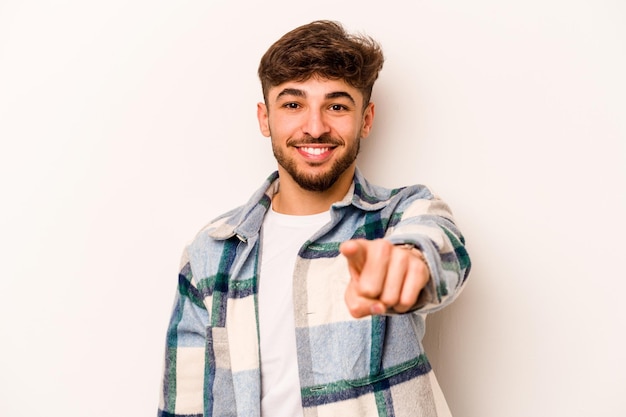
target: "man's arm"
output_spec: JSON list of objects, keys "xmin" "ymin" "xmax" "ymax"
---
[
  {"xmin": 158, "ymin": 254, "xmax": 208, "ymax": 417},
  {"xmin": 340, "ymin": 194, "xmax": 471, "ymax": 318}
]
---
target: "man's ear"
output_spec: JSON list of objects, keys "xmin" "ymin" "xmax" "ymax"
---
[
  {"xmin": 360, "ymin": 102, "xmax": 375, "ymax": 139},
  {"xmin": 257, "ymin": 102, "xmax": 271, "ymax": 137}
]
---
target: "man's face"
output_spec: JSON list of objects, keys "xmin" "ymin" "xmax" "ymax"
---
[{"xmin": 257, "ymin": 77, "xmax": 374, "ymax": 192}]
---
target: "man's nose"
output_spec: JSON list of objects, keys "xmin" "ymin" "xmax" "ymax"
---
[{"xmin": 302, "ymin": 109, "xmax": 330, "ymax": 139}]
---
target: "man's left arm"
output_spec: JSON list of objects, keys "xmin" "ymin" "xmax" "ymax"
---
[{"xmin": 340, "ymin": 195, "xmax": 471, "ymax": 318}]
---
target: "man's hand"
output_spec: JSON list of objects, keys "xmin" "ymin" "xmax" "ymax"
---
[{"xmin": 339, "ymin": 239, "xmax": 430, "ymax": 318}]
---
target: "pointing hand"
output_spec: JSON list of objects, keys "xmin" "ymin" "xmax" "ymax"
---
[{"xmin": 339, "ymin": 239, "xmax": 430, "ymax": 318}]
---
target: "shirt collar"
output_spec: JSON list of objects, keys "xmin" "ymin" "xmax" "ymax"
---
[{"xmin": 208, "ymin": 167, "xmax": 390, "ymax": 241}]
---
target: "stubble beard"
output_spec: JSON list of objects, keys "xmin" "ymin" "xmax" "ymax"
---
[{"xmin": 272, "ymin": 133, "xmax": 361, "ymax": 192}]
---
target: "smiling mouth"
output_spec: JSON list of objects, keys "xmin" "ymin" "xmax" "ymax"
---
[{"xmin": 298, "ymin": 146, "xmax": 333, "ymax": 155}]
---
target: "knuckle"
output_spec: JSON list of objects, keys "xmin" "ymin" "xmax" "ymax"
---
[
  {"xmin": 380, "ymin": 240, "xmax": 393, "ymax": 255},
  {"xmin": 371, "ymin": 239, "xmax": 392, "ymax": 257},
  {"xmin": 344, "ymin": 291, "xmax": 364, "ymax": 317},
  {"xmin": 359, "ymin": 285, "xmax": 379, "ymax": 299},
  {"xmin": 379, "ymin": 291, "xmax": 399, "ymax": 307},
  {"xmin": 347, "ymin": 303, "xmax": 365, "ymax": 318},
  {"xmin": 411, "ymin": 257, "xmax": 428, "ymax": 273},
  {"xmin": 394, "ymin": 303, "xmax": 411, "ymax": 314}
]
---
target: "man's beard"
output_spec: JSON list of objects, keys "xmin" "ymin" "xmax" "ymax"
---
[{"xmin": 272, "ymin": 133, "xmax": 361, "ymax": 192}]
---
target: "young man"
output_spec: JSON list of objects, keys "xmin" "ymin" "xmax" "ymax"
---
[{"xmin": 158, "ymin": 20, "xmax": 471, "ymax": 417}]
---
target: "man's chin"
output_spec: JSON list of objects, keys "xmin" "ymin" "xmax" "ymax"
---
[{"xmin": 294, "ymin": 177, "xmax": 336, "ymax": 192}]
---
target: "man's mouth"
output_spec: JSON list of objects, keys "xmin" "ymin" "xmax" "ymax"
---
[
  {"xmin": 299, "ymin": 146, "xmax": 332, "ymax": 156},
  {"xmin": 294, "ymin": 144, "xmax": 337, "ymax": 161}
]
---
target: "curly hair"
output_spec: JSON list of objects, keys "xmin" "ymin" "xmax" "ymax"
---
[{"xmin": 258, "ymin": 20, "xmax": 384, "ymax": 108}]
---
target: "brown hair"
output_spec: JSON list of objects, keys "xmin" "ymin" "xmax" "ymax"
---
[{"xmin": 258, "ymin": 20, "xmax": 384, "ymax": 107}]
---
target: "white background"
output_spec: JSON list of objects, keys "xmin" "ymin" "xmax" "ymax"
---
[{"xmin": 1, "ymin": 1, "xmax": 625, "ymax": 416}]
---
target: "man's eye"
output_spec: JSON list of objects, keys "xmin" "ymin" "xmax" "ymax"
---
[
  {"xmin": 283, "ymin": 102, "xmax": 300, "ymax": 109},
  {"xmin": 330, "ymin": 104, "xmax": 347, "ymax": 111}
]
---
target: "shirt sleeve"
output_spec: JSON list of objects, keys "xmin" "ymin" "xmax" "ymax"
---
[
  {"xmin": 158, "ymin": 248, "xmax": 209, "ymax": 417},
  {"xmin": 386, "ymin": 189, "xmax": 471, "ymax": 313}
]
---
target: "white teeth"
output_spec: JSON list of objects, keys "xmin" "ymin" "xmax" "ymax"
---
[{"xmin": 301, "ymin": 147, "xmax": 329, "ymax": 155}]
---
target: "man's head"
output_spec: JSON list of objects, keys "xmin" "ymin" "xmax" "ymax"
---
[
  {"xmin": 258, "ymin": 20, "xmax": 384, "ymax": 109},
  {"xmin": 256, "ymin": 21, "xmax": 384, "ymax": 201}
]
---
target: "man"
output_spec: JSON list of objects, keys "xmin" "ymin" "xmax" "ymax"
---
[{"xmin": 158, "ymin": 20, "xmax": 471, "ymax": 417}]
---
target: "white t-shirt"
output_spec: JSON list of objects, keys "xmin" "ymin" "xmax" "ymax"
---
[{"xmin": 258, "ymin": 206, "xmax": 330, "ymax": 417}]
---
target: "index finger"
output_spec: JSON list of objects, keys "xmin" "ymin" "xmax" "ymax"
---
[{"xmin": 339, "ymin": 239, "xmax": 367, "ymax": 274}]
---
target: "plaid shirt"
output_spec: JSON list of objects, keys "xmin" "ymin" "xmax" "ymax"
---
[{"xmin": 158, "ymin": 168, "xmax": 471, "ymax": 417}]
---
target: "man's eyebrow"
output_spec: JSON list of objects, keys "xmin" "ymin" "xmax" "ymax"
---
[
  {"xmin": 276, "ymin": 88, "xmax": 306, "ymax": 100},
  {"xmin": 326, "ymin": 91, "xmax": 356, "ymax": 105}
]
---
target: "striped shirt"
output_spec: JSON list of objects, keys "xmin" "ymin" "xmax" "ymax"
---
[{"xmin": 158, "ymin": 168, "xmax": 471, "ymax": 417}]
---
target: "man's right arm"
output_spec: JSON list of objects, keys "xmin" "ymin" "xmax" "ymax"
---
[{"xmin": 158, "ymin": 254, "xmax": 208, "ymax": 417}]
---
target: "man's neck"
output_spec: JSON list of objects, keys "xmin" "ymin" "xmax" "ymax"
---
[{"xmin": 272, "ymin": 168, "xmax": 355, "ymax": 215}]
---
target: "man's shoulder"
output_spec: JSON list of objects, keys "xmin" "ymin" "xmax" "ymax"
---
[
  {"xmin": 191, "ymin": 204, "xmax": 246, "ymax": 241},
  {"xmin": 353, "ymin": 171, "xmax": 435, "ymax": 209},
  {"xmin": 189, "ymin": 171, "xmax": 279, "ymax": 243}
]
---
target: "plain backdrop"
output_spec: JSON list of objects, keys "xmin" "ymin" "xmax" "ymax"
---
[{"xmin": 1, "ymin": 1, "xmax": 625, "ymax": 416}]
